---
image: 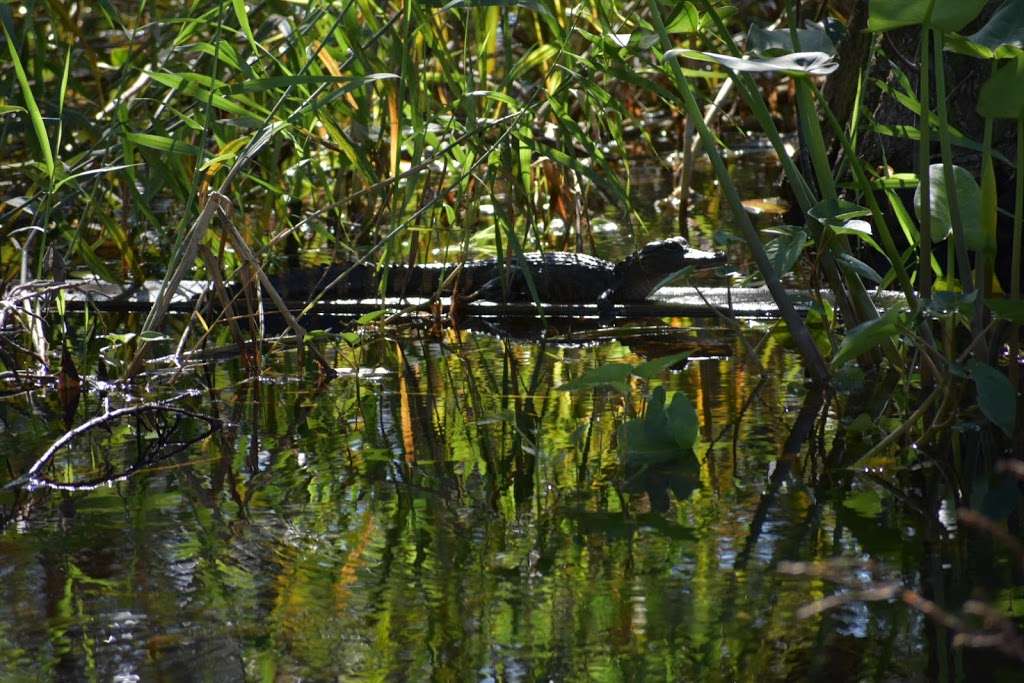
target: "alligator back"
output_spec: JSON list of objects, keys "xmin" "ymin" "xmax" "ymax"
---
[
  {"xmin": 268, "ymin": 253, "xmax": 616, "ymax": 303},
  {"xmin": 265, "ymin": 237, "xmax": 723, "ymax": 304},
  {"xmin": 474, "ymin": 252, "xmax": 615, "ymax": 303}
]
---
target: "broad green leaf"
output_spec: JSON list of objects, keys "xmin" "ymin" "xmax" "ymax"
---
[
  {"xmin": 618, "ymin": 387, "xmax": 696, "ymax": 465},
  {"xmin": 831, "ymin": 219, "xmax": 886, "ymax": 256},
  {"xmin": 946, "ymin": 0, "xmax": 1024, "ymax": 59},
  {"xmin": 747, "ymin": 23, "xmax": 836, "ymax": 56},
  {"xmin": 105, "ymin": 332, "xmax": 137, "ymax": 345},
  {"xmin": 927, "ymin": 290, "xmax": 978, "ymax": 318},
  {"xmin": 665, "ymin": 48, "xmax": 838, "ymax": 76},
  {"xmin": 633, "ymin": 352, "xmax": 689, "ymax": 379},
  {"xmin": 836, "ymin": 252, "xmax": 886, "ymax": 283},
  {"xmin": 844, "ymin": 489, "xmax": 883, "ymax": 518},
  {"xmin": 665, "ymin": 2, "xmax": 700, "ymax": 33},
  {"xmin": 808, "ymin": 198, "xmax": 872, "ymax": 223},
  {"xmin": 978, "ymin": 56, "xmax": 1024, "ymax": 119},
  {"xmin": 913, "ymin": 164, "xmax": 981, "ymax": 243},
  {"xmin": 764, "ymin": 227, "xmax": 807, "ymax": 276},
  {"xmin": 868, "ymin": 0, "xmax": 986, "ymax": 32},
  {"xmin": 831, "ymin": 307, "xmax": 905, "ymax": 367},
  {"xmin": 868, "ymin": 173, "xmax": 918, "ymax": 189},
  {"xmin": 557, "ymin": 363, "xmax": 632, "ymax": 392},
  {"xmin": 968, "ymin": 360, "xmax": 1016, "ymax": 436},
  {"xmin": 356, "ymin": 310, "xmax": 386, "ymax": 325},
  {"xmin": 618, "ymin": 419, "xmax": 679, "ymax": 465},
  {"xmin": 666, "ymin": 391, "xmax": 699, "ymax": 449}
]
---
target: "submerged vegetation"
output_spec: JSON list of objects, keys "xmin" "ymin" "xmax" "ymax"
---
[{"xmin": 2, "ymin": 0, "xmax": 1024, "ymax": 678}]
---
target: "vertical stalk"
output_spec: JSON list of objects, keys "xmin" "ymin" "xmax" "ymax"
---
[
  {"xmin": 797, "ymin": 78, "xmax": 883, "ymax": 334},
  {"xmin": 795, "ymin": 80, "xmax": 839, "ymax": 203},
  {"xmin": 918, "ymin": 28, "xmax": 932, "ymax": 299},
  {"xmin": 1011, "ymin": 118, "xmax": 1023, "ymax": 390},
  {"xmin": 679, "ymin": 114, "xmax": 694, "ymax": 239},
  {"xmin": 932, "ymin": 32, "xmax": 977, "ymax": 317},
  {"xmin": 979, "ymin": 115, "xmax": 995, "ymax": 302}
]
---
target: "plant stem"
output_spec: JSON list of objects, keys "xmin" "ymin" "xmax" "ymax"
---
[
  {"xmin": 918, "ymin": 28, "xmax": 932, "ymax": 300},
  {"xmin": 932, "ymin": 31, "xmax": 978, "ymax": 341},
  {"xmin": 1011, "ymin": 117, "xmax": 1023, "ymax": 390},
  {"xmin": 980, "ymin": 114, "xmax": 995, "ymax": 302}
]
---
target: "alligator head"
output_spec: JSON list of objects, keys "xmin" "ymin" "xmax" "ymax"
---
[{"xmin": 603, "ymin": 236, "xmax": 725, "ymax": 303}]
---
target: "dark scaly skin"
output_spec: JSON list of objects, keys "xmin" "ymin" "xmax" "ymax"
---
[{"xmin": 268, "ymin": 237, "xmax": 724, "ymax": 304}]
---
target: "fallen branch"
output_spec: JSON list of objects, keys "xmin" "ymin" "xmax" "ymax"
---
[{"xmin": 6, "ymin": 403, "xmax": 222, "ymax": 491}]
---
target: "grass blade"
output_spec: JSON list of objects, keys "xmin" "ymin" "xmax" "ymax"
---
[{"xmin": 2, "ymin": 22, "xmax": 54, "ymax": 179}]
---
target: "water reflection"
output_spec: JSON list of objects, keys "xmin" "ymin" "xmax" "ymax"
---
[
  {"xmin": 1, "ymin": 327, "xmax": 968, "ymax": 681},
  {"xmin": 0, "ymin": 139, "xmax": 1019, "ymax": 676}
]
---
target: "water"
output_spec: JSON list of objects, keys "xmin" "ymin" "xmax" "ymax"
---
[
  {"xmin": 0, "ymin": 332, "xmax": 932, "ymax": 681},
  {"xmin": 0, "ymin": 154, "xmax": 1019, "ymax": 681}
]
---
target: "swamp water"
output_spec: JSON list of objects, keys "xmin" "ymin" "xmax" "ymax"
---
[
  {"xmin": 0, "ymin": 331, "xmax": 971, "ymax": 681},
  {"xmin": 0, "ymin": 153, "xmax": 1017, "ymax": 681}
]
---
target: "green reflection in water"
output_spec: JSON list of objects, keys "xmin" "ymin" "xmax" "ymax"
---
[{"xmin": 0, "ymin": 330, "xmax": 939, "ymax": 681}]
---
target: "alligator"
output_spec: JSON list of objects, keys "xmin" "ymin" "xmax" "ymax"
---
[{"xmin": 265, "ymin": 237, "xmax": 725, "ymax": 307}]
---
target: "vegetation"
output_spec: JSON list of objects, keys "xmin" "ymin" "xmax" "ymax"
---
[{"xmin": 2, "ymin": 0, "xmax": 1024, "ymax": 678}]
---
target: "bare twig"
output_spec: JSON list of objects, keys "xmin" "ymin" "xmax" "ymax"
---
[{"xmin": 7, "ymin": 403, "xmax": 222, "ymax": 491}]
